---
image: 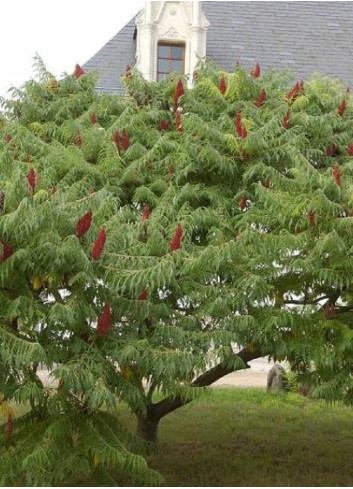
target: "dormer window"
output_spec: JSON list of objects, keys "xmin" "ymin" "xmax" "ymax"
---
[{"xmin": 157, "ymin": 42, "xmax": 185, "ymax": 81}]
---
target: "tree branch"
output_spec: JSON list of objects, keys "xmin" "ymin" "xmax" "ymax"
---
[{"xmin": 151, "ymin": 348, "xmax": 261, "ymax": 420}]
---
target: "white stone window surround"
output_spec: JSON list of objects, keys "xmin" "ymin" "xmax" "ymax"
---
[{"xmin": 135, "ymin": 1, "xmax": 209, "ymax": 87}]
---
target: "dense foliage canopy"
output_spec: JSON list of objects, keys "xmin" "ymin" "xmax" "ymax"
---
[{"xmin": 1, "ymin": 56, "xmax": 353, "ymax": 485}]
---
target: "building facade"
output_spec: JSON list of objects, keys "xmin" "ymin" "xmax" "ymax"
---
[{"xmin": 84, "ymin": 1, "xmax": 353, "ymax": 93}]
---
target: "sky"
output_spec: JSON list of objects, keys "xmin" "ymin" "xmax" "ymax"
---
[{"xmin": 0, "ymin": 0, "xmax": 145, "ymax": 99}]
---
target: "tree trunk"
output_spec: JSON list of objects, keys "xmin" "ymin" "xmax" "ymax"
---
[{"xmin": 136, "ymin": 414, "xmax": 160, "ymax": 443}]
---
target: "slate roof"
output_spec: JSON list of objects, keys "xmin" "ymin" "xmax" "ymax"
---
[{"xmin": 83, "ymin": 2, "xmax": 353, "ymax": 92}]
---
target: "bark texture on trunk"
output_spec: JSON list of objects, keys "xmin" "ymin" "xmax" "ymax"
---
[
  {"xmin": 136, "ymin": 414, "xmax": 160, "ymax": 443},
  {"xmin": 135, "ymin": 348, "xmax": 261, "ymax": 443}
]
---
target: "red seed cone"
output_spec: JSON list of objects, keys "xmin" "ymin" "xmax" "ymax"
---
[
  {"xmin": 76, "ymin": 130, "xmax": 82, "ymax": 148},
  {"xmin": 74, "ymin": 64, "xmax": 85, "ymax": 79},
  {"xmin": 173, "ymin": 78, "xmax": 184, "ymax": 106},
  {"xmin": 170, "ymin": 223, "xmax": 183, "ymax": 252},
  {"xmin": 0, "ymin": 241, "xmax": 13, "ymax": 263},
  {"xmin": 97, "ymin": 302, "xmax": 111, "ymax": 337},
  {"xmin": 90, "ymin": 113, "xmax": 97, "ymax": 125},
  {"xmin": 333, "ymin": 162, "xmax": 341, "ymax": 187},
  {"xmin": 76, "ymin": 210, "xmax": 93, "ymax": 238},
  {"xmin": 326, "ymin": 144, "xmax": 336, "ymax": 157},
  {"xmin": 27, "ymin": 168, "xmax": 36, "ymax": 194},
  {"xmin": 175, "ymin": 110, "xmax": 182, "ymax": 132},
  {"xmin": 121, "ymin": 128, "xmax": 129, "ymax": 151},
  {"xmin": 308, "ymin": 210, "xmax": 316, "ymax": 227},
  {"xmin": 252, "ymin": 62, "xmax": 261, "ymax": 78},
  {"xmin": 5, "ymin": 414, "xmax": 13, "ymax": 439},
  {"xmin": 142, "ymin": 204, "xmax": 150, "ymax": 221},
  {"xmin": 240, "ymin": 126, "xmax": 247, "ymax": 139},
  {"xmin": 113, "ymin": 129, "xmax": 120, "ymax": 151},
  {"xmin": 0, "ymin": 191, "xmax": 5, "ymax": 212},
  {"xmin": 158, "ymin": 120, "xmax": 169, "ymax": 131},
  {"xmin": 239, "ymin": 195, "xmax": 247, "ymax": 211},
  {"xmin": 348, "ymin": 143, "xmax": 353, "ymax": 156},
  {"xmin": 92, "ymin": 227, "xmax": 107, "ymax": 261},
  {"xmin": 338, "ymin": 99, "xmax": 347, "ymax": 116},
  {"xmin": 235, "ymin": 111, "xmax": 242, "ymax": 136},
  {"xmin": 286, "ymin": 81, "xmax": 300, "ymax": 101},
  {"xmin": 219, "ymin": 75, "xmax": 226, "ymax": 95},
  {"xmin": 282, "ymin": 110, "xmax": 290, "ymax": 129},
  {"xmin": 5, "ymin": 133, "xmax": 12, "ymax": 144},
  {"xmin": 139, "ymin": 290, "xmax": 147, "ymax": 301},
  {"xmin": 254, "ymin": 88, "xmax": 266, "ymax": 107}
]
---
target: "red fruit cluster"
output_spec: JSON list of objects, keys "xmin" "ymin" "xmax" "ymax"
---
[
  {"xmin": 170, "ymin": 223, "xmax": 183, "ymax": 252},
  {"xmin": 219, "ymin": 75, "xmax": 226, "ymax": 95},
  {"xmin": 90, "ymin": 113, "xmax": 97, "ymax": 125},
  {"xmin": 286, "ymin": 81, "xmax": 304, "ymax": 101},
  {"xmin": 173, "ymin": 78, "xmax": 184, "ymax": 106},
  {"xmin": 235, "ymin": 111, "xmax": 247, "ymax": 138},
  {"xmin": 27, "ymin": 168, "xmax": 36, "ymax": 194},
  {"xmin": 158, "ymin": 120, "xmax": 169, "ymax": 131},
  {"xmin": 324, "ymin": 301, "xmax": 336, "ymax": 319},
  {"xmin": 76, "ymin": 210, "xmax": 92, "ymax": 238},
  {"xmin": 348, "ymin": 143, "xmax": 353, "ymax": 156},
  {"xmin": 175, "ymin": 110, "xmax": 182, "ymax": 132},
  {"xmin": 308, "ymin": 210, "xmax": 316, "ymax": 228},
  {"xmin": 121, "ymin": 128, "xmax": 129, "ymax": 151},
  {"xmin": 338, "ymin": 99, "xmax": 347, "ymax": 116},
  {"xmin": 282, "ymin": 110, "xmax": 290, "ymax": 129},
  {"xmin": 0, "ymin": 241, "xmax": 13, "ymax": 263},
  {"xmin": 5, "ymin": 133, "xmax": 12, "ymax": 145},
  {"xmin": 92, "ymin": 227, "xmax": 107, "ymax": 261},
  {"xmin": 332, "ymin": 162, "xmax": 341, "ymax": 187},
  {"xmin": 97, "ymin": 302, "xmax": 111, "ymax": 336},
  {"xmin": 0, "ymin": 191, "xmax": 5, "ymax": 212},
  {"xmin": 142, "ymin": 204, "xmax": 150, "ymax": 221},
  {"xmin": 76, "ymin": 130, "xmax": 82, "ymax": 148},
  {"xmin": 239, "ymin": 195, "xmax": 247, "ymax": 211},
  {"xmin": 5, "ymin": 414, "xmax": 13, "ymax": 439},
  {"xmin": 326, "ymin": 144, "xmax": 336, "ymax": 157},
  {"xmin": 252, "ymin": 62, "xmax": 261, "ymax": 78},
  {"xmin": 74, "ymin": 64, "xmax": 85, "ymax": 79},
  {"xmin": 254, "ymin": 88, "xmax": 266, "ymax": 107},
  {"xmin": 139, "ymin": 290, "xmax": 147, "ymax": 301}
]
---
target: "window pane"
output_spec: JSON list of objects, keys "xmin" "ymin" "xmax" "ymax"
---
[
  {"xmin": 158, "ymin": 45, "xmax": 169, "ymax": 58},
  {"xmin": 171, "ymin": 46, "xmax": 183, "ymax": 59},
  {"xmin": 171, "ymin": 60, "xmax": 183, "ymax": 73},
  {"xmin": 157, "ymin": 73, "xmax": 168, "ymax": 81},
  {"xmin": 158, "ymin": 59, "xmax": 169, "ymax": 72}
]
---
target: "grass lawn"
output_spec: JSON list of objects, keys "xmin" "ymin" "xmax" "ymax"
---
[
  {"xmin": 117, "ymin": 388, "xmax": 353, "ymax": 487},
  {"xmin": 3, "ymin": 388, "xmax": 353, "ymax": 486}
]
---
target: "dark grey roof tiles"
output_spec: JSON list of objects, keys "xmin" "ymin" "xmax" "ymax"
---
[
  {"xmin": 84, "ymin": 2, "xmax": 353, "ymax": 92},
  {"xmin": 83, "ymin": 16, "xmax": 137, "ymax": 93},
  {"xmin": 203, "ymin": 2, "xmax": 353, "ymax": 84}
]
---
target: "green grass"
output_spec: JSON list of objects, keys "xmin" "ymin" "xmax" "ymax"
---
[
  {"xmin": 117, "ymin": 388, "xmax": 353, "ymax": 487},
  {"xmin": 4, "ymin": 388, "xmax": 353, "ymax": 486}
]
